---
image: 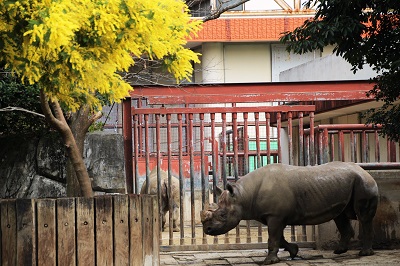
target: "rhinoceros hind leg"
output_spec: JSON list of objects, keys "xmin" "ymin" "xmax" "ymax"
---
[
  {"xmin": 263, "ymin": 254, "xmax": 280, "ymax": 265},
  {"xmin": 356, "ymin": 197, "xmax": 378, "ymax": 256},
  {"xmin": 333, "ymin": 213, "xmax": 354, "ymax": 254},
  {"xmin": 280, "ymin": 236, "xmax": 298, "ymax": 259}
]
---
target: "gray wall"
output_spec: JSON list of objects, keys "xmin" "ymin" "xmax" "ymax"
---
[{"xmin": 279, "ymin": 54, "xmax": 378, "ymax": 82}]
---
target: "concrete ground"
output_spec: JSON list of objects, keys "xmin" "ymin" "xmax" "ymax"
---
[{"xmin": 160, "ymin": 248, "xmax": 400, "ymax": 265}]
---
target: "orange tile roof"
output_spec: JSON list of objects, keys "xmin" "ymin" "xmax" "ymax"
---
[{"xmin": 189, "ymin": 17, "xmax": 311, "ymax": 42}]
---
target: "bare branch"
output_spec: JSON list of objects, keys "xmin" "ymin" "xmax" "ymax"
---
[
  {"xmin": 186, "ymin": 0, "xmax": 249, "ymax": 22},
  {"xmin": 0, "ymin": 106, "xmax": 45, "ymax": 118}
]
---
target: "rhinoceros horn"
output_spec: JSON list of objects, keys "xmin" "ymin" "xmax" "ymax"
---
[{"xmin": 200, "ymin": 202, "xmax": 219, "ymax": 222}]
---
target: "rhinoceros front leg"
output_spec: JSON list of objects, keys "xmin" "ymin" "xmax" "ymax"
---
[{"xmin": 263, "ymin": 218, "xmax": 286, "ymax": 265}]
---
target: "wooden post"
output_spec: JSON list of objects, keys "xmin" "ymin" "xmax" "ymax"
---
[
  {"xmin": 129, "ymin": 195, "xmax": 143, "ymax": 265},
  {"xmin": 95, "ymin": 196, "xmax": 113, "ymax": 265},
  {"xmin": 76, "ymin": 197, "xmax": 95, "ymax": 265},
  {"xmin": 113, "ymin": 195, "xmax": 130, "ymax": 266},
  {"xmin": 1, "ymin": 200, "xmax": 17, "ymax": 266},
  {"xmin": 37, "ymin": 199, "xmax": 56, "ymax": 266},
  {"xmin": 57, "ymin": 198, "xmax": 76, "ymax": 266}
]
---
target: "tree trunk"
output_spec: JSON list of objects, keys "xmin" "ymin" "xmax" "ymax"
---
[
  {"xmin": 40, "ymin": 90, "xmax": 94, "ymax": 197},
  {"xmin": 66, "ymin": 106, "xmax": 102, "ymax": 197}
]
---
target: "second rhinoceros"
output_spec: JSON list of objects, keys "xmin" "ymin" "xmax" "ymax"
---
[
  {"xmin": 201, "ymin": 162, "xmax": 378, "ymax": 265},
  {"xmin": 141, "ymin": 167, "xmax": 180, "ymax": 232}
]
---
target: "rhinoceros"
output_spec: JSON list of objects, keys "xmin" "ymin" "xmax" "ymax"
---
[
  {"xmin": 201, "ymin": 162, "xmax": 378, "ymax": 264},
  {"xmin": 140, "ymin": 167, "xmax": 180, "ymax": 232}
]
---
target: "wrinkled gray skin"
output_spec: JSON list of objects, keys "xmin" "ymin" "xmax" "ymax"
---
[
  {"xmin": 141, "ymin": 168, "xmax": 180, "ymax": 232},
  {"xmin": 201, "ymin": 162, "xmax": 378, "ymax": 265}
]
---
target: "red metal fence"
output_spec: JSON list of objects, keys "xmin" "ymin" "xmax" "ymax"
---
[
  {"xmin": 123, "ymin": 98, "xmax": 316, "ymax": 250},
  {"xmin": 305, "ymin": 124, "xmax": 400, "ymax": 167}
]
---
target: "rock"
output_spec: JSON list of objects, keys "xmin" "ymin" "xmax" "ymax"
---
[
  {"xmin": 0, "ymin": 131, "xmax": 126, "ymax": 198},
  {"xmin": 0, "ymin": 135, "xmax": 38, "ymax": 198},
  {"xmin": 25, "ymin": 175, "xmax": 66, "ymax": 198},
  {"xmin": 84, "ymin": 132, "xmax": 126, "ymax": 193},
  {"xmin": 36, "ymin": 134, "xmax": 67, "ymax": 183}
]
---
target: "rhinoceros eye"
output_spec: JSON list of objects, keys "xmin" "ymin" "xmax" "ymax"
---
[{"xmin": 219, "ymin": 210, "xmax": 227, "ymax": 220}]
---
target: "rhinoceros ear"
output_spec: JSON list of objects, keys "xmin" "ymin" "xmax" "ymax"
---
[
  {"xmin": 215, "ymin": 186, "xmax": 223, "ymax": 196},
  {"xmin": 226, "ymin": 182, "xmax": 236, "ymax": 197}
]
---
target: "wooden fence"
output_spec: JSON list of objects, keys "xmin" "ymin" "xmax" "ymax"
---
[{"xmin": 0, "ymin": 194, "xmax": 159, "ymax": 266}]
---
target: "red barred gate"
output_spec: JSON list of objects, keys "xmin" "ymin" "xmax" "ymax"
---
[
  {"xmin": 121, "ymin": 81, "xmax": 400, "ymax": 252},
  {"xmin": 122, "ymin": 98, "xmax": 316, "ymax": 251}
]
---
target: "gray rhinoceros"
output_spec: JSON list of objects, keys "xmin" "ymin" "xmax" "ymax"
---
[
  {"xmin": 141, "ymin": 167, "xmax": 180, "ymax": 232},
  {"xmin": 201, "ymin": 162, "xmax": 378, "ymax": 264}
]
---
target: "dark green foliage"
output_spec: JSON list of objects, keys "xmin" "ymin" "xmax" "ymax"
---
[
  {"xmin": 281, "ymin": 0, "xmax": 400, "ymax": 141},
  {"xmin": 0, "ymin": 70, "xmax": 48, "ymax": 136}
]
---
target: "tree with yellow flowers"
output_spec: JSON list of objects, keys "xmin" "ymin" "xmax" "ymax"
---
[{"xmin": 0, "ymin": 0, "xmax": 201, "ymax": 197}]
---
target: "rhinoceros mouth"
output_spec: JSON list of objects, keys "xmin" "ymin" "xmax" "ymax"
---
[{"xmin": 204, "ymin": 226, "xmax": 221, "ymax": 236}]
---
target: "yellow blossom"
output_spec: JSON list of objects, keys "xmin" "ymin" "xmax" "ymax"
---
[{"xmin": 0, "ymin": 0, "xmax": 202, "ymax": 111}]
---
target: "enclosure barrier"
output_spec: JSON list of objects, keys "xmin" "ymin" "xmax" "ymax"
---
[
  {"xmin": 0, "ymin": 194, "xmax": 159, "ymax": 266},
  {"xmin": 122, "ymin": 99, "xmax": 316, "ymax": 251},
  {"xmin": 304, "ymin": 124, "xmax": 400, "ymax": 165}
]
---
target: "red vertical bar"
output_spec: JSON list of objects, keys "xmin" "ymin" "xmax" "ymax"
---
[
  {"xmin": 243, "ymin": 112, "xmax": 251, "ymax": 244},
  {"xmin": 211, "ymin": 113, "xmax": 217, "ymax": 204},
  {"xmin": 299, "ymin": 112, "xmax": 304, "ymax": 166},
  {"xmin": 362, "ymin": 131, "xmax": 368, "ymax": 163},
  {"xmin": 137, "ymin": 99, "xmax": 143, "ymax": 156},
  {"xmin": 243, "ymin": 113, "xmax": 249, "ymax": 175},
  {"xmin": 200, "ymin": 113, "xmax": 207, "ymax": 245},
  {"xmin": 305, "ymin": 133, "xmax": 310, "ymax": 166},
  {"xmin": 166, "ymin": 113, "xmax": 173, "ymax": 245},
  {"xmin": 350, "ymin": 131, "xmax": 356, "ymax": 162},
  {"xmin": 177, "ymin": 113, "xmax": 184, "ymax": 243},
  {"xmin": 221, "ymin": 113, "xmax": 229, "ymax": 244},
  {"xmin": 288, "ymin": 112, "xmax": 293, "ymax": 165},
  {"xmin": 255, "ymin": 112, "xmax": 263, "ymax": 243},
  {"xmin": 232, "ymin": 113, "xmax": 239, "ymax": 180},
  {"xmin": 338, "ymin": 130, "xmax": 345, "ymax": 161},
  {"xmin": 221, "ymin": 113, "xmax": 227, "ymax": 188},
  {"xmin": 323, "ymin": 127, "xmax": 329, "ymax": 163},
  {"xmin": 299, "ymin": 111, "xmax": 306, "ymax": 241},
  {"xmin": 188, "ymin": 113, "xmax": 196, "ymax": 245},
  {"xmin": 210, "ymin": 113, "xmax": 218, "ymax": 245},
  {"xmin": 232, "ymin": 112, "xmax": 240, "ymax": 243},
  {"xmin": 133, "ymin": 113, "xmax": 139, "ymax": 193},
  {"xmin": 277, "ymin": 112, "xmax": 282, "ymax": 163},
  {"xmin": 375, "ymin": 130, "xmax": 380, "ymax": 162},
  {"xmin": 266, "ymin": 113, "xmax": 271, "ymax": 164},
  {"xmin": 318, "ymin": 129, "xmax": 323, "ymax": 165},
  {"xmin": 255, "ymin": 112, "xmax": 261, "ymax": 168},
  {"xmin": 309, "ymin": 112, "xmax": 315, "ymax": 166},
  {"xmin": 330, "ymin": 133, "xmax": 335, "ymax": 162},
  {"xmin": 155, "ymin": 114, "xmax": 163, "ymax": 234},
  {"xmin": 144, "ymin": 114, "xmax": 150, "ymax": 193},
  {"xmin": 122, "ymin": 98, "xmax": 133, "ymax": 194}
]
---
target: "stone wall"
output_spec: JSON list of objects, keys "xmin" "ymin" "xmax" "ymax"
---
[{"xmin": 0, "ymin": 131, "xmax": 125, "ymax": 198}]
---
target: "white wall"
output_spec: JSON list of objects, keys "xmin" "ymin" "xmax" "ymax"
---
[
  {"xmin": 279, "ymin": 54, "xmax": 378, "ymax": 81},
  {"xmin": 201, "ymin": 42, "xmax": 225, "ymax": 83},
  {"xmin": 224, "ymin": 43, "xmax": 271, "ymax": 83}
]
